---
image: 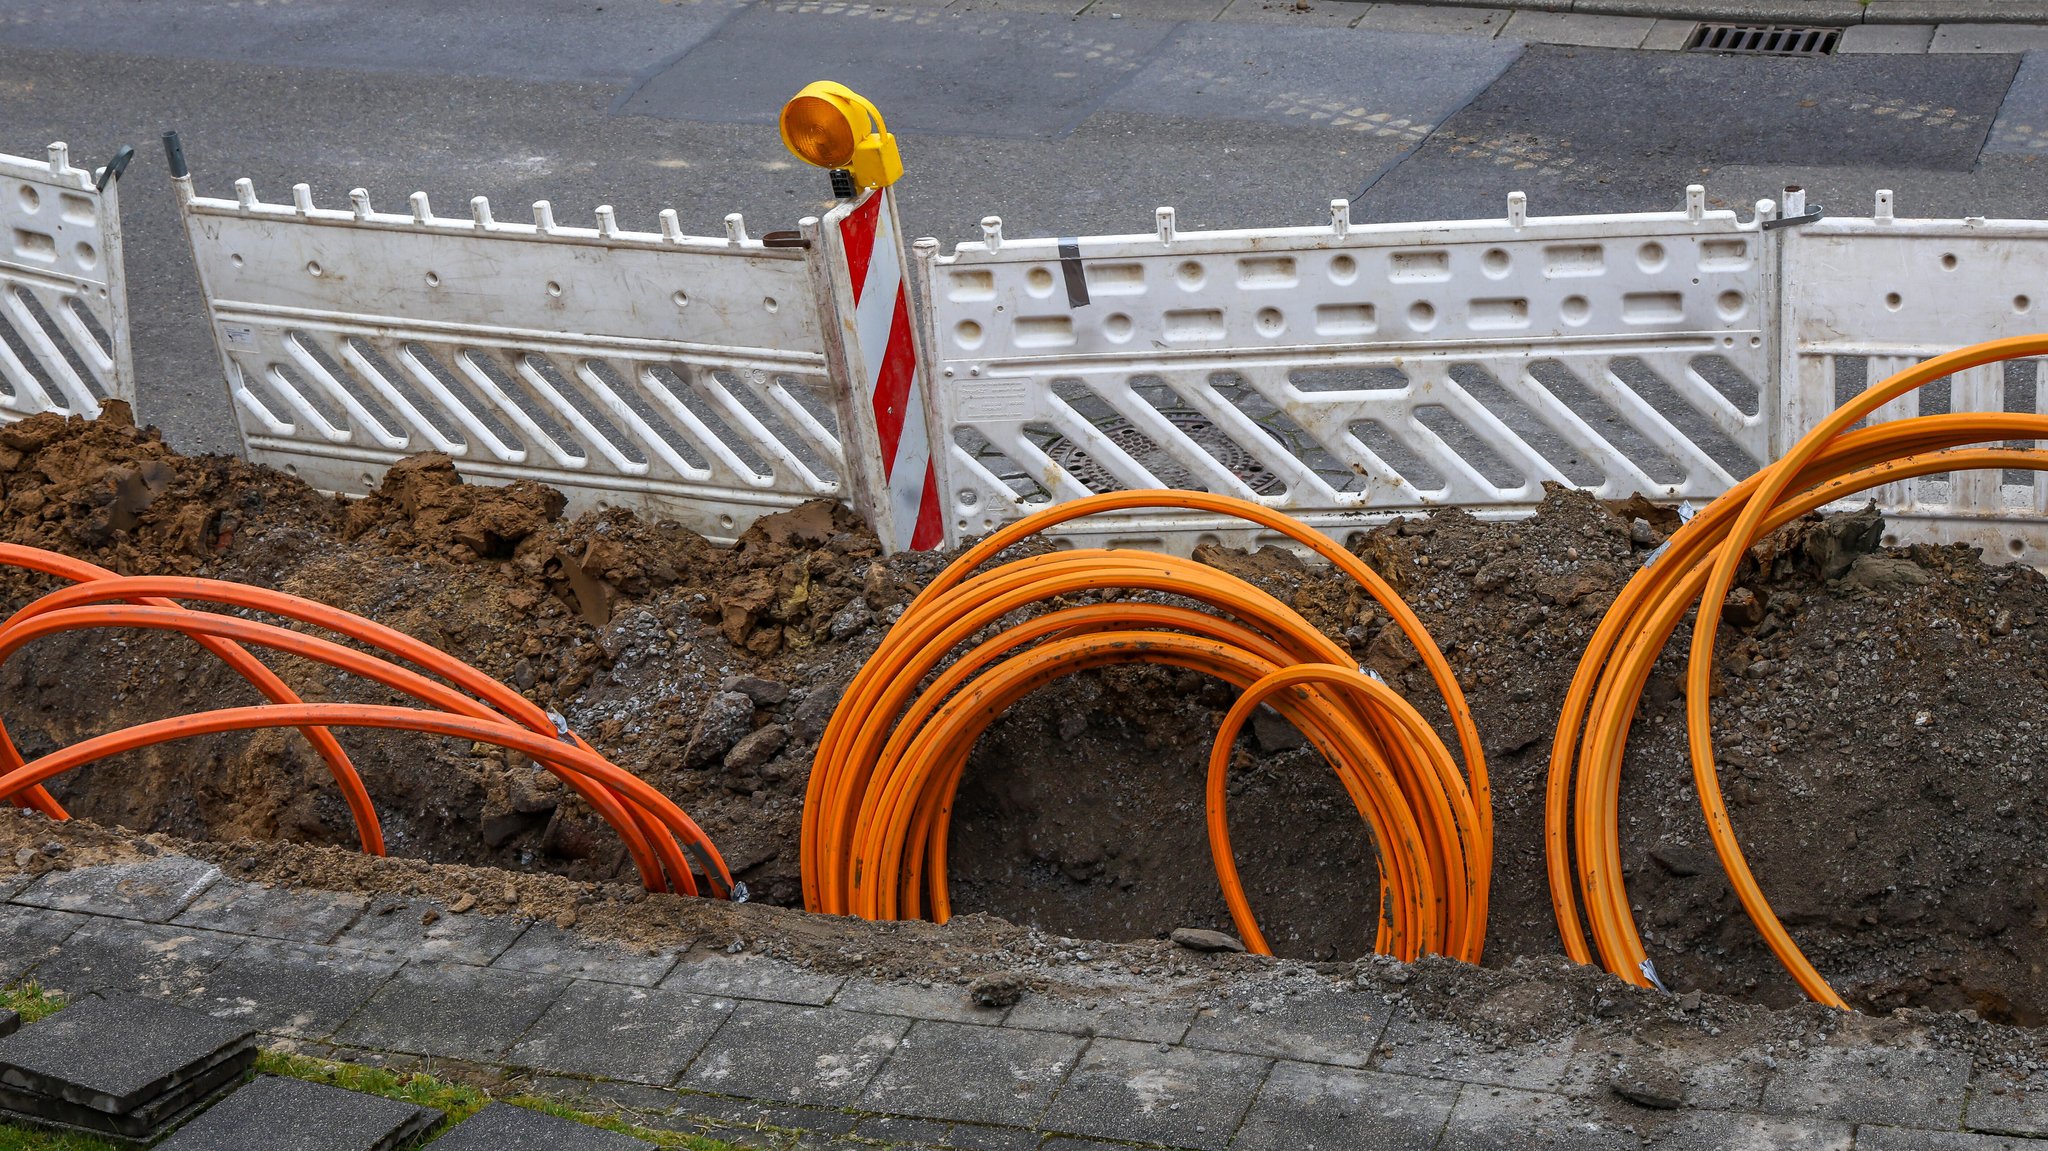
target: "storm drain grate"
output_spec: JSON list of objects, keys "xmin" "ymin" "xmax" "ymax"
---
[{"xmin": 1686, "ymin": 23, "xmax": 1839, "ymax": 56}]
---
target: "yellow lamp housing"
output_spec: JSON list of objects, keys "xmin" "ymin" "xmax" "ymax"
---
[{"xmin": 779, "ymin": 81, "xmax": 903, "ymax": 193}]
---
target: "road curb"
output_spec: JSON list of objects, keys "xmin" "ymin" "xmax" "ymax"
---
[{"xmin": 1337, "ymin": 0, "xmax": 2048, "ymax": 26}]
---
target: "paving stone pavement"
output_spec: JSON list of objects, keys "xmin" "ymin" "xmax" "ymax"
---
[{"xmin": 3, "ymin": 858, "xmax": 2047, "ymax": 1150}]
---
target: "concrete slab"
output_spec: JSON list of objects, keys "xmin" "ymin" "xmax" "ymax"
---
[
  {"xmin": 1078, "ymin": 0, "xmax": 1230, "ymax": 19},
  {"xmin": 429, "ymin": 1101, "xmax": 652, "ymax": 1150},
  {"xmin": 1182, "ymin": 986, "xmax": 1391, "ymax": 1069},
  {"xmin": 156, "ymin": 1074, "xmax": 439, "ymax": 1151},
  {"xmin": 682, "ymin": 1001, "xmax": 909, "ymax": 1107},
  {"xmin": 0, "ymin": 906, "xmax": 85, "ymax": 984},
  {"xmin": 1987, "ymin": 52, "xmax": 2048, "ymax": 153},
  {"xmin": 0, "ymin": 991, "xmax": 253, "ymax": 1115},
  {"xmin": 1353, "ymin": 3, "xmax": 1508, "ymax": 37},
  {"xmin": 832, "ymin": 977, "xmax": 1011, "ymax": 1024},
  {"xmin": 1098, "ymin": 23, "xmax": 1520, "ymax": 136},
  {"xmin": 1039, "ymin": 1036, "xmax": 1269, "ymax": 1151},
  {"xmin": 1932, "ymin": 24, "xmax": 2048, "ymax": 52},
  {"xmin": 661, "ymin": 953, "xmax": 845, "ymax": 1005},
  {"xmin": 1840, "ymin": 24, "xmax": 1936, "ymax": 53},
  {"xmin": 1560, "ymin": 1034, "xmax": 1770, "ymax": 1111},
  {"xmin": 1635, "ymin": 1108, "xmax": 1853, "ymax": 1151},
  {"xmin": 1234, "ymin": 1059, "xmax": 1459, "ymax": 1151},
  {"xmin": 1500, "ymin": 10, "xmax": 1654, "ymax": 48},
  {"xmin": 490, "ymin": 922, "xmax": 678, "ymax": 987},
  {"xmin": 30, "ymin": 918, "xmax": 240, "ymax": 1000},
  {"xmin": 15, "ymin": 859, "xmax": 221, "ymax": 923},
  {"xmin": 1968, "ymin": 1064, "xmax": 2048, "ymax": 1136},
  {"xmin": 1759, "ymin": 1045, "xmax": 1971, "ymax": 1128},
  {"xmin": 1639, "ymin": 18, "xmax": 1698, "ymax": 51},
  {"xmin": 1880, "ymin": 0, "xmax": 2048, "ymax": 24},
  {"xmin": 1373, "ymin": 1009, "xmax": 1576, "ymax": 1091},
  {"xmin": 1005, "ymin": 991, "xmax": 1196, "ymax": 1045},
  {"xmin": 171, "ymin": 879, "xmax": 367, "ymax": 944},
  {"xmin": 619, "ymin": 3, "xmax": 1183, "ymax": 137},
  {"xmin": 507, "ymin": 980, "xmax": 733, "ymax": 1086},
  {"xmin": 335, "ymin": 961, "xmax": 569, "ymax": 1060},
  {"xmin": 182, "ymin": 939, "xmax": 400, "ymax": 1039},
  {"xmin": 1444, "ymin": 1086, "xmax": 1641, "ymax": 1150},
  {"xmin": 329, "ymin": 898, "xmax": 529, "ymax": 966},
  {"xmin": 1214, "ymin": 0, "xmax": 1364, "ymax": 27},
  {"xmin": 1854, "ymin": 1128, "xmax": 2048, "ymax": 1151},
  {"xmin": 859, "ymin": 1018, "xmax": 1084, "ymax": 1126},
  {"xmin": 668, "ymin": 1092, "xmax": 862, "ymax": 1134}
]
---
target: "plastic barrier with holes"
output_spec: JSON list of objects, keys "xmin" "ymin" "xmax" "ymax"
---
[
  {"xmin": 0, "ymin": 143, "xmax": 135, "ymax": 424},
  {"xmin": 172, "ymin": 156, "xmax": 912, "ymax": 545}
]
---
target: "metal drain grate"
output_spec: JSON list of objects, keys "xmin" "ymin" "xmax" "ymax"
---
[
  {"xmin": 1686, "ymin": 23, "xmax": 1839, "ymax": 56},
  {"xmin": 1043, "ymin": 410, "xmax": 1285, "ymax": 496}
]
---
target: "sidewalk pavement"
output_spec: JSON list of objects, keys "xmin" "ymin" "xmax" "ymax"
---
[{"xmin": 0, "ymin": 853, "xmax": 2040, "ymax": 1151}]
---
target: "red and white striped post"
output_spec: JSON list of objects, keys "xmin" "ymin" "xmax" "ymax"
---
[{"xmin": 820, "ymin": 186, "xmax": 944, "ymax": 553}]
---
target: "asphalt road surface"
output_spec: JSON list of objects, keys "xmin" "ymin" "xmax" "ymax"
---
[{"xmin": 2, "ymin": 0, "xmax": 2046, "ymax": 452}]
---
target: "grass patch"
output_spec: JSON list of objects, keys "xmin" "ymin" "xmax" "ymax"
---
[{"xmin": 0, "ymin": 987, "xmax": 749, "ymax": 1149}]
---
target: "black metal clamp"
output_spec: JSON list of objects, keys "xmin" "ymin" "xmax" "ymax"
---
[{"xmin": 93, "ymin": 145, "xmax": 134, "ymax": 192}]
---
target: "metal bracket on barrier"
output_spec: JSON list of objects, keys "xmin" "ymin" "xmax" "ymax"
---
[
  {"xmin": 761, "ymin": 230, "xmax": 813, "ymax": 249},
  {"xmin": 1057, "ymin": 237, "xmax": 1090, "ymax": 308},
  {"xmin": 94, "ymin": 145, "xmax": 134, "ymax": 193},
  {"xmin": 1762, "ymin": 205, "xmax": 1823, "ymax": 231}
]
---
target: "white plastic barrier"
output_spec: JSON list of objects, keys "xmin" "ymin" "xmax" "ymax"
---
[
  {"xmin": 174, "ymin": 167, "xmax": 883, "ymax": 544},
  {"xmin": 1779, "ymin": 192, "xmax": 2048, "ymax": 567},
  {"xmin": 915, "ymin": 189, "xmax": 1774, "ymax": 551},
  {"xmin": 0, "ymin": 143, "xmax": 135, "ymax": 424}
]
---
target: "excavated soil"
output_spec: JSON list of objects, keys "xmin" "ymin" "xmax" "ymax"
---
[{"xmin": 4, "ymin": 407, "xmax": 2048, "ymax": 1024}]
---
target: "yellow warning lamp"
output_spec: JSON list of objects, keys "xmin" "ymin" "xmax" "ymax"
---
[{"xmin": 779, "ymin": 81, "xmax": 903, "ymax": 194}]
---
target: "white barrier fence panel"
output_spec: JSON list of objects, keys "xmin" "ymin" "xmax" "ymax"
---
[
  {"xmin": 0, "ymin": 143, "xmax": 135, "ymax": 424},
  {"xmin": 176, "ymin": 173, "xmax": 861, "ymax": 544},
  {"xmin": 915, "ymin": 189, "xmax": 1774, "ymax": 551},
  {"xmin": 1780, "ymin": 194, "xmax": 2048, "ymax": 567}
]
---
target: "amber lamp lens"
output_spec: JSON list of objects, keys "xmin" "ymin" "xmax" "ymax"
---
[{"xmin": 782, "ymin": 97, "xmax": 858, "ymax": 168}]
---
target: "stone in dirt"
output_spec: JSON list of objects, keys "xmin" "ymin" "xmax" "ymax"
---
[
  {"xmin": 1170, "ymin": 928, "xmax": 1245, "ymax": 954},
  {"xmin": 967, "ymin": 972, "xmax": 1028, "ymax": 1008},
  {"xmin": 155, "ymin": 1075, "xmax": 439, "ymax": 1151}
]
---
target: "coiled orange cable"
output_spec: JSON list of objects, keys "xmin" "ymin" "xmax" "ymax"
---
[
  {"xmin": 805, "ymin": 490, "xmax": 1488, "ymax": 962},
  {"xmin": 1550, "ymin": 334, "xmax": 2048, "ymax": 1006}
]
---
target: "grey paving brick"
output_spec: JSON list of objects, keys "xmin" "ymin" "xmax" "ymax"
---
[
  {"xmin": 1006, "ymin": 991, "xmax": 1194, "ymax": 1045},
  {"xmin": 335, "ymin": 960, "xmax": 569, "ymax": 1060},
  {"xmin": 156, "ymin": 1074, "xmax": 439, "ymax": 1151},
  {"xmin": 1969, "ymin": 1065, "xmax": 2048, "ymax": 1137},
  {"xmin": 182, "ymin": 939, "xmax": 400, "ymax": 1039},
  {"xmin": 1441, "ymin": 1086, "xmax": 1640, "ymax": 1150},
  {"xmin": 1841, "ymin": 23, "xmax": 1937, "ymax": 53},
  {"xmin": 1039, "ymin": 1036, "xmax": 1268, "ymax": 1151},
  {"xmin": 170, "ymin": 879, "xmax": 367, "ymax": 944},
  {"xmin": 1854, "ymin": 1128, "xmax": 2048, "ymax": 1150},
  {"xmin": 1233, "ymin": 1059, "xmax": 1458, "ymax": 1150},
  {"xmin": 15, "ymin": 858, "xmax": 221, "ymax": 923},
  {"xmin": 662, "ymin": 953, "xmax": 845, "ymax": 1006},
  {"xmin": 1637, "ymin": 1108, "xmax": 1852, "ymax": 1151},
  {"xmin": 1930, "ymin": 24, "xmax": 2048, "ymax": 53},
  {"xmin": 1759, "ymin": 1046, "xmax": 1970, "ymax": 1128},
  {"xmin": 492, "ymin": 922, "xmax": 679, "ymax": 986},
  {"xmin": 1039, "ymin": 1141, "xmax": 1126, "ymax": 1151},
  {"xmin": 669, "ymin": 1092, "xmax": 861, "ymax": 1135},
  {"xmin": 1372, "ymin": 1008, "xmax": 1576, "ymax": 1091},
  {"xmin": 853, "ymin": 1113, "xmax": 955, "ymax": 1145},
  {"xmin": 860, "ymin": 1018, "xmax": 1083, "ymax": 1127},
  {"xmin": 1353, "ymin": 2, "xmax": 1509, "ymax": 36},
  {"xmin": 833, "ymin": 976, "xmax": 1009, "ymax": 1024},
  {"xmin": 937, "ymin": 1122, "xmax": 1044, "ymax": 1151},
  {"xmin": 1499, "ymin": 9, "xmax": 1653, "ymax": 47},
  {"xmin": 29, "ymin": 917, "xmax": 239, "ymax": 999},
  {"xmin": 1638, "ymin": 18, "xmax": 1696, "ymax": 51},
  {"xmin": 329, "ymin": 897, "xmax": 529, "ymax": 966},
  {"xmin": 0, "ymin": 905, "xmax": 85, "ymax": 983},
  {"xmin": 682, "ymin": 1001, "xmax": 908, "ymax": 1107},
  {"xmin": 1561, "ymin": 1037, "xmax": 1769, "ymax": 1111},
  {"xmin": 430, "ymin": 1101, "xmax": 652, "ymax": 1150},
  {"xmin": 1182, "ymin": 986, "xmax": 1390, "ymax": 1069},
  {"xmin": 526, "ymin": 1073, "xmax": 682, "ymax": 1115},
  {"xmin": 0, "ymin": 990, "xmax": 253, "ymax": 1114},
  {"xmin": 507, "ymin": 980, "xmax": 733, "ymax": 1085}
]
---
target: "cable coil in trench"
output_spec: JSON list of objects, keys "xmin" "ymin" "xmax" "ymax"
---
[
  {"xmin": 0, "ymin": 545, "xmax": 734, "ymax": 898},
  {"xmin": 1549, "ymin": 334, "xmax": 2048, "ymax": 1007},
  {"xmin": 804, "ymin": 491, "xmax": 1492, "ymax": 962}
]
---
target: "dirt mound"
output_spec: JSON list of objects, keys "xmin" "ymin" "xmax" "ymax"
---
[{"xmin": 5, "ymin": 410, "xmax": 2048, "ymax": 1024}]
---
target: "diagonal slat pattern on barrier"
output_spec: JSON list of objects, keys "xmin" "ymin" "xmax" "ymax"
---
[
  {"xmin": 914, "ymin": 190, "xmax": 1774, "ymax": 553},
  {"xmin": 0, "ymin": 143, "xmax": 135, "ymax": 424},
  {"xmin": 177, "ymin": 178, "xmax": 852, "ymax": 544}
]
